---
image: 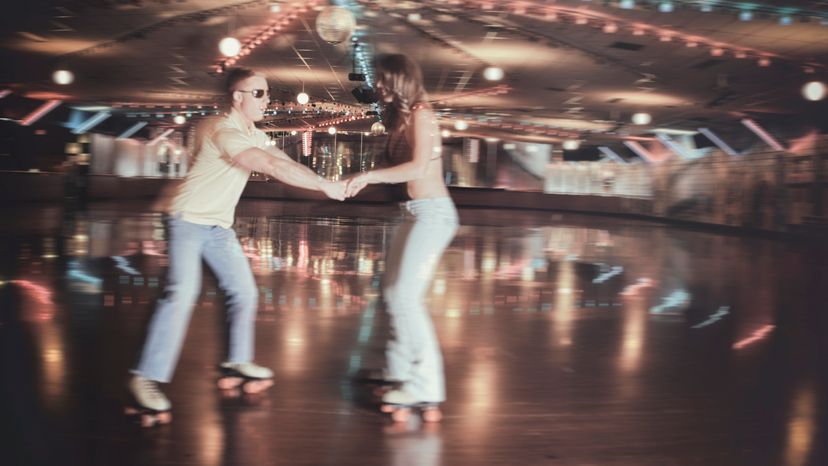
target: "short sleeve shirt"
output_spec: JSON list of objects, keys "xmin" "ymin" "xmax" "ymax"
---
[{"xmin": 171, "ymin": 109, "xmax": 270, "ymax": 228}]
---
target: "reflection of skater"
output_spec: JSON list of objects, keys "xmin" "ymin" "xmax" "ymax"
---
[
  {"xmin": 346, "ymin": 54, "xmax": 458, "ymax": 420},
  {"xmin": 127, "ymin": 67, "xmax": 346, "ymax": 425}
]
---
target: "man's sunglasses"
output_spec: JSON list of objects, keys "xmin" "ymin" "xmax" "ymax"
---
[{"xmin": 237, "ymin": 89, "xmax": 269, "ymax": 99}]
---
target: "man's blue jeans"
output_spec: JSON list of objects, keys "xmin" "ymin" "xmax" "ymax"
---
[{"xmin": 134, "ymin": 217, "xmax": 257, "ymax": 383}]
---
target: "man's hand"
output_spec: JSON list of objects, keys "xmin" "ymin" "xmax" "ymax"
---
[
  {"xmin": 345, "ymin": 173, "xmax": 371, "ymax": 198},
  {"xmin": 320, "ymin": 179, "xmax": 347, "ymax": 201}
]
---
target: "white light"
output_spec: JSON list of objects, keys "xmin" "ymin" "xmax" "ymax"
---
[
  {"xmin": 371, "ymin": 121, "xmax": 385, "ymax": 135},
  {"xmin": 173, "ymin": 115, "xmax": 186, "ymax": 125},
  {"xmin": 483, "ymin": 66, "xmax": 504, "ymax": 81},
  {"xmin": 739, "ymin": 10, "xmax": 753, "ymax": 21},
  {"xmin": 290, "ymin": 130, "xmax": 298, "ymax": 135},
  {"xmin": 219, "ymin": 37, "xmax": 242, "ymax": 57},
  {"xmin": 327, "ymin": 126, "xmax": 337, "ymax": 135},
  {"xmin": 658, "ymin": 2, "xmax": 674, "ymax": 13},
  {"xmin": 779, "ymin": 15, "xmax": 793, "ymax": 26},
  {"xmin": 269, "ymin": 2, "xmax": 281, "ymax": 13},
  {"xmin": 441, "ymin": 129, "xmax": 451, "ymax": 138},
  {"xmin": 407, "ymin": 13, "xmax": 422, "ymax": 22},
  {"xmin": 563, "ymin": 140, "xmax": 580, "ymax": 151},
  {"xmin": 632, "ymin": 112, "xmax": 652, "ymax": 125},
  {"xmin": 802, "ymin": 81, "xmax": 827, "ymax": 101},
  {"xmin": 699, "ymin": 2, "xmax": 713, "ymax": 12},
  {"xmin": 619, "ymin": 0, "xmax": 635, "ymax": 9},
  {"xmin": 454, "ymin": 120, "xmax": 469, "ymax": 131},
  {"xmin": 297, "ymin": 92, "xmax": 309, "ymax": 105},
  {"xmin": 503, "ymin": 143, "xmax": 516, "ymax": 150},
  {"xmin": 52, "ymin": 69, "xmax": 74, "ymax": 85}
]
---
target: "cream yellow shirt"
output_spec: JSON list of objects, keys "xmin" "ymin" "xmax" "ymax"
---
[{"xmin": 171, "ymin": 109, "xmax": 270, "ymax": 228}]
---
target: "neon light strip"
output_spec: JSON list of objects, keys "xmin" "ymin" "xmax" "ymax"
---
[
  {"xmin": 20, "ymin": 99, "xmax": 62, "ymax": 126},
  {"xmin": 623, "ymin": 140, "xmax": 656, "ymax": 162},
  {"xmin": 117, "ymin": 121, "xmax": 148, "ymax": 139},
  {"xmin": 72, "ymin": 111, "xmax": 111, "ymax": 134},
  {"xmin": 599, "ymin": 146, "xmax": 628, "ymax": 164},
  {"xmin": 698, "ymin": 127, "xmax": 740, "ymax": 156},
  {"xmin": 741, "ymin": 118, "xmax": 785, "ymax": 151}
]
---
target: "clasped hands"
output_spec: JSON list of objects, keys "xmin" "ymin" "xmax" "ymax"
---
[{"xmin": 320, "ymin": 173, "xmax": 372, "ymax": 201}]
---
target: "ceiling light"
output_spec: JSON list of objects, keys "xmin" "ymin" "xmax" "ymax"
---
[
  {"xmin": 327, "ymin": 126, "xmax": 337, "ymax": 135},
  {"xmin": 658, "ymin": 2, "xmax": 674, "ymax": 13},
  {"xmin": 632, "ymin": 112, "xmax": 652, "ymax": 125},
  {"xmin": 483, "ymin": 66, "xmax": 504, "ymax": 81},
  {"xmin": 454, "ymin": 120, "xmax": 469, "ymax": 131},
  {"xmin": 802, "ymin": 81, "xmax": 827, "ymax": 101},
  {"xmin": 290, "ymin": 130, "xmax": 298, "ymax": 135},
  {"xmin": 441, "ymin": 129, "xmax": 451, "ymax": 138},
  {"xmin": 297, "ymin": 92, "xmax": 309, "ymax": 105},
  {"xmin": 619, "ymin": 0, "xmax": 635, "ymax": 9},
  {"xmin": 739, "ymin": 10, "xmax": 753, "ymax": 21},
  {"xmin": 219, "ymin": 37, "xmax": 242, "ymax": 57},
  {"xmin": 602, "ymin": 23, "xmax": 619, "ymax": 33},
  {"xmin": 779, "ymin": 15, "xmax": 793, "ymax": 26},
  {"xmin": 563, "ymin": 140, "xmax": 580, "ymax": 151},
  {"xmin": 52, "ymin": 69, "xmax": 74, "ymax": 85},
  {"xmin": 173, "ymin": 115, "xmax": 186, "ymax": 125}
]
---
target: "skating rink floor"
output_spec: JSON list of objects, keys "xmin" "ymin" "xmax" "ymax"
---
[{"xmin": 1, "ymin": 199, "xmax": 826, "ymax": 466}]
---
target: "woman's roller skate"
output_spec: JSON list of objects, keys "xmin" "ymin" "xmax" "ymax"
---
[
  {"xmin": 380, "ymin": 389, "xmax": 443, "ymax": 423},
  {"xmin": 216, "ymin": 362, "xmax": 274, "ymax": 398},
  {"xmin": 125, "ymin": 375, "xmax": 172, "ymax": 428}
]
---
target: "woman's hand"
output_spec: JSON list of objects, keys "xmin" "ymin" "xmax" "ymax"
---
[{"xmin": 345, "ymin": 173, "xmax": 372, "ymax": 198}]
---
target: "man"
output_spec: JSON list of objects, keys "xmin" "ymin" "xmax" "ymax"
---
[{"xmin": 128, "ymin": 68, "xmax": 346, "ymax": 418}]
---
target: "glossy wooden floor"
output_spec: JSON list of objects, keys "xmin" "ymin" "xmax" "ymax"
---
[{"xmin": 1, "ymin": 199, "xmax": 826, "ymax": 466}]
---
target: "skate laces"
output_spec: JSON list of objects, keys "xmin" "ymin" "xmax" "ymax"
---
[{"xmin": 139, "ymin": 378, "xmax": 163, "ymax": 400}]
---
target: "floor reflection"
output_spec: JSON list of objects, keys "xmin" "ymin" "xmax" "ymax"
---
[{"xmin": 1, "ymin": 200, "xmax": 826, "ymax": 466}]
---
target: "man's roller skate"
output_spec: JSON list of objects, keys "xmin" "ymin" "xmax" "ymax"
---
[
  {"xmin": 125, "ymin": 375, "xmax": 172, "ymax": 428},
  {"xmin": 216, "ymin": 362, "xmax": 274, "ymax": 398},
  {"xmin": 380, "ymin": 389, "xmax": 442, "ymax": 423}
]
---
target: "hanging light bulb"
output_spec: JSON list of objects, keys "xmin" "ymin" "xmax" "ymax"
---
[
  {"xmin": 632, "ymin": 112, "xmax": 652, "ymax": 125},
  {"xmin": 290, "ymin": 130, "xmax": 298, "ymax": 136},
  {"xmin": 327, "ymin": 126, "xmax": 337, "ymax": 135},
  {"xmin": 441, "ymin": 129, "xmax": 451, "ymax": 138},
  {"xmin": 173, "ymin": 115, "xmax": 186, "ymax": 125},
  {"xmin": 454, "ymin": 120, "xmax": 469, "ymax": 131},
  {"xmin": 563, "ymin": 140, "xmax": 580, "ymax": 151},
  {"xmin": 52, "ymin": 69, "xmax": 74, "ymax": 85},
  {"xmin": 219, "ymin": 37, "xmax": 242, "ymax": 57},
  {"xmin": 802, "ymin": 81, "xmax": 827, "ymax": 101},
  {"xmin": 297, "ymin": 92, "xmax": 309, "ymax": 105},
  {"xmin": 483, "ymin": 66, "xmax": 504, "ymax": 81}
]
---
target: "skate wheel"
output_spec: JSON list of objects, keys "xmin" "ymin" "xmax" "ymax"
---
[
  {"xmin": 140, "ymin": 415, "xmax": 155, "ymax": 428},
  {"xmin": 380, "ymin": 404, "xmax": 394, "ymax": 413},
  {"xmin": 422, "ymin": 407, "xmax": 442, "ymax": 423},
  {"xmin": 391, "ymin": 407, "xmax": 410, "ymax": 423},
  {"xmin": 156, "ymin": 411, "xmax": 172, "ymax": 424},
  {"xmin": 243, "ymin": 379, "xmax": 273, "ymax": 394},
  {"xmin": 218, "ymin": 377, "xmax": 242, "ymax": 390},
  {"xmin": 124, "ymin": 406, "xmax": 138, "ymax": 416}
]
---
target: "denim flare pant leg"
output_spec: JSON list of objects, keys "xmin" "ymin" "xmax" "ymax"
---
[
  {"xmin": 135, "ymin": 217, "xmax": 258, "ymax": 383},
  {"xmin": 383, "ymin": 197, "xmax": 458, "ymax": 403}
]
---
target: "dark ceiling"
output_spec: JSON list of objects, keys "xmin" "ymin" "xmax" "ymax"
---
[{"xmin": 1, "ymin": 0, "xmax": 827, "ymax": 146}]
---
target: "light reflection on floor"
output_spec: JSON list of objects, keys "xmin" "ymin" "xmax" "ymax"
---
[{"xmin": 1, "ymin": 200, "xmax": 826, "ymax": 466}]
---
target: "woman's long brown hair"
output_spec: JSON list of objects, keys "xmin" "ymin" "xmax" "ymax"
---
[{"xmin": 374, "ymin": 54, "xmax": 428, "ymax": 132}]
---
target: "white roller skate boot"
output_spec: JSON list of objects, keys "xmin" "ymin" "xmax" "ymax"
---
[
  {"xmin": 125, "ymin": 375, "xmax": 172, "ymax": 427},
  {"xmin": 217, "ymin": 362, "xmax": 274, "ymax": 396}
]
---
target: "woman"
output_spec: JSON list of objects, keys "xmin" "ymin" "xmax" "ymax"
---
[{"xmin": 346, "ymin": 54, "xmax": 458, "ymax": 421}]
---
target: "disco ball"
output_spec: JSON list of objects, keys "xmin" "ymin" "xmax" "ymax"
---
[
  {"xmin": 371, "ymin": 121, "xmax": 385, "ymax": 135},
  {"xmin": 315, "ymin": 6, "xmax": 356, "ymax": 44}
]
